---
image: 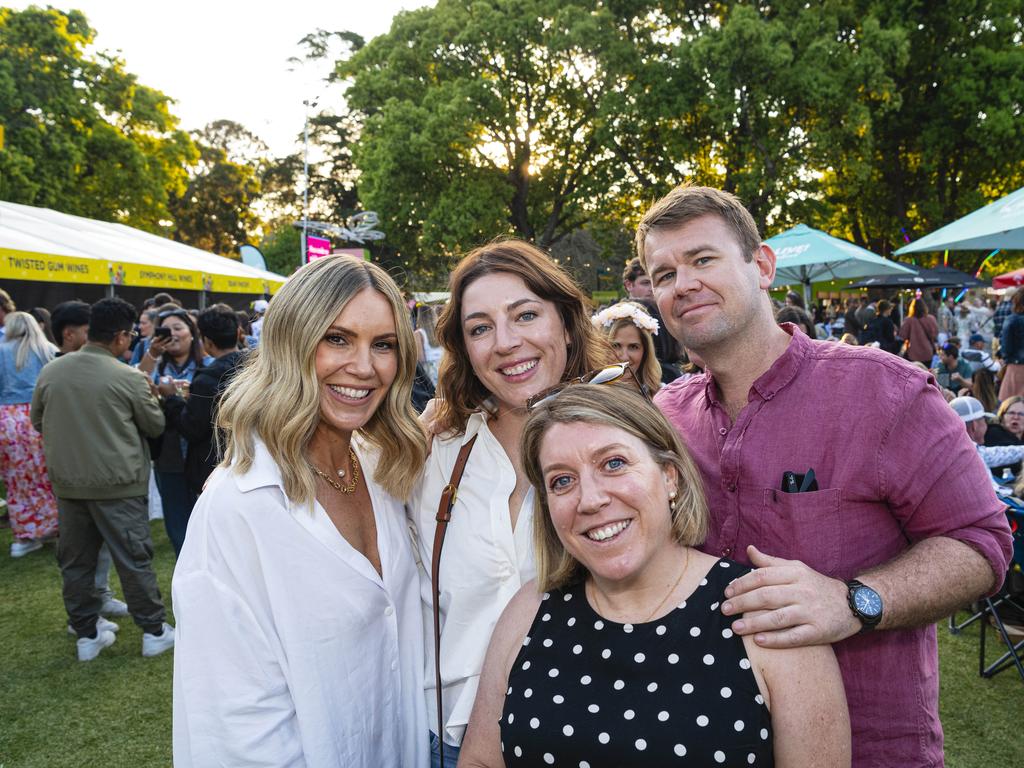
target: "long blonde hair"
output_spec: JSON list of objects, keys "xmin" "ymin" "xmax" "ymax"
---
[
  {"xmin": 521, "ymin": 385, "xmax": 708, "ymax": 592},
  {"xmin": 3, "ymin": 311, "xmax": 56, "ymax": 370},
  {"xmin": 217, "ymin": 255, "xmax": 427, "ymax": 503},
  {"xmin": 599, "ymin": 303, "xmax": 662, "ymax": 396}
]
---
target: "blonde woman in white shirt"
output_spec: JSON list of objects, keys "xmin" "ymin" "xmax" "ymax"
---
[
  {"xmin": 407, "ymin": 239, "xmax": 614, "ymax": 767},
  {"xmin": 172, "ymin": 255, "xmax": 430, "ymax": 768}
]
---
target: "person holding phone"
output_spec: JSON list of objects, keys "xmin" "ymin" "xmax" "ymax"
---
[{"xmin": 137, "ymin": 306, "xmax": 210, "ymax": 556}]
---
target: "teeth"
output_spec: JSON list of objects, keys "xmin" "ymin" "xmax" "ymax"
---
[
  {"xmin": 586, "ymin": 520, "xmax": 630, "ymax": 541},
  {"xmin": 329, "ymin": 385, "xmax": 370, "ymax": 399},
  {"xmin": 501, "ymin": 360, "xmax": 538, "ymax": 376}
]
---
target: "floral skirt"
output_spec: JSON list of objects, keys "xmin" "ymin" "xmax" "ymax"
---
[{"xmin": 0, "ymin": 403, "xmax": 59, "ymax": 540}]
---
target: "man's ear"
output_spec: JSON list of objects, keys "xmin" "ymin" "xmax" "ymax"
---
[{"xmin": 753, "ymin": 243, "xmax": 777, "ymax": 291}]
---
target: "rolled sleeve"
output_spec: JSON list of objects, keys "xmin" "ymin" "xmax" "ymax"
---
[
  {"xmin": 881, "ymin": 372, "xmax": 1013, "ymax": 594},
  {"xmin": 173, "ymin": 571, "xmax": 305, "ymax": 768}
]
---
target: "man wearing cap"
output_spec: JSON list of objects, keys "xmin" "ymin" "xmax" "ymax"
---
[
  {"xmin": 934, "ymin": 342, "xmax": 974, "ymax": 393},
  {"xmin": 961, "ymin": 334, "xmax": 1000, "ymax": 376},
  {"xmin": 638, "ymin": 184, "xmax": 1012, "ymax": 767},
  {"xmin": 250, "ymin": 299, "xmax": 268, "ymax": 342},
  {"xmin": 952, "ymin": 396, "xmax": 1024, "ymax": 482}
]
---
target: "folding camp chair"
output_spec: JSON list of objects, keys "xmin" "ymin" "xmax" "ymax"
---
[{"xmin": 948, "ymin": 497, "xmax": 1024, "ymax": 682}]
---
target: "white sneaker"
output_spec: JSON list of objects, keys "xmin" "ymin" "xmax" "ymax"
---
[
  {"xmin": 77, "ymin": 629, "xmax": 116, "ymax": 662},
  {"xmin": 142, "ymin": 623, "xmax": 175, "ymax": 657},
  {"xmin": 100, "ymin": 597, "xmax": 129, "ymax": 617},
  {"xmin": 10, "ymin": 539, "xmax": 42, "ymax": 558},
  {"xmin": 67, "ymin": 616, "xmax": 120, "ymax": 636}
]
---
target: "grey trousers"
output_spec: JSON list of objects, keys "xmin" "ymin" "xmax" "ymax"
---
[
  {"xmin": 96, "ymin": 543, "xmax": 114, "ymax": 602},
  {"xmin": 56, "ymin": 496, "xmax": 166, "ymax": 637}
]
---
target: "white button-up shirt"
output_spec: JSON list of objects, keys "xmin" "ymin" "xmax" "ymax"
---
[
  {"xmin": 173, "ymin": 438, "xmax": 428, "ymax": 768},
  {"xmin": 408, "ymin": 412, "xmax": 536, "ymax": 746}
]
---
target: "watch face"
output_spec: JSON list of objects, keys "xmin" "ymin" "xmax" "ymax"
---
[{"xmin": 854, "ymin": 587, "xmax": 882, "ymax": 618}]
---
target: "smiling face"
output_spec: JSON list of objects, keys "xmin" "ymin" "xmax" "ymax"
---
[
  {"xmin": 159, "ymin": 315, "xmax": 194, "ymax": 362},
  {"xmin": 539, "ymin": 421, "xmax": 678, "ymax": 588},
  {"xmin": 645, "ymin": 214, "xmax": 774, "ymax": 353},
  {"xmin": 314, "ymin": 288, "xmax": 399, "ymax": 437},
  {"xmin": 610, "ymin": 323, "xmax": 644, "ymax": 371},
  {"xmin": 461, "ymin": 272, "xmax": 570, "ymax": 412}
]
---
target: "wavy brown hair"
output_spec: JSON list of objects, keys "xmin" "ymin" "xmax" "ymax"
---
[{"xmin": 434, "ymin": 239, "xmax": 615, "ymax": 435}]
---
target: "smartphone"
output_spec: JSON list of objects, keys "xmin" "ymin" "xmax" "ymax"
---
[{"xmin": 154, "ymin": 326, "xmax": 172, "ymax": 340}]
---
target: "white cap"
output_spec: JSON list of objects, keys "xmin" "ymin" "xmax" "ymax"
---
[
  {"xmin": 949, "ymin": 396, "xmax": 995, "ymax": 423},
  {"xmin": 253, "ymin": 299, "xmax": 269, "ymax": 314}
]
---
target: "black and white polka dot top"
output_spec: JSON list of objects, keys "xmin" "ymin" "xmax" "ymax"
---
[{"xmin": 500, "ymin": 558, "xmax": 773, "ymax": 767}]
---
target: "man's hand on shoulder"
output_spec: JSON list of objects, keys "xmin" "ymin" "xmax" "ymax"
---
[{"xmin": 721, "ymin": 545, "xmax": 861, "ymax": 648}]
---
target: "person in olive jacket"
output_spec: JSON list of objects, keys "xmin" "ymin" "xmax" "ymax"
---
[{"xmin": 157, "ymin": 304, "xmax": 245, "ymax": 499}]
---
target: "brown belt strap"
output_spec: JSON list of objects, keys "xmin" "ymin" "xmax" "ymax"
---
[{"xmin": 431, "ymin": 434, "xmax": 477, "ymax": 768}]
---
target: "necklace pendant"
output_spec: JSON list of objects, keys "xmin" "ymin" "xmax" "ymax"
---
[{"xmin": 336, "ymin": 468, "xmax": 346, "ymax": 478}]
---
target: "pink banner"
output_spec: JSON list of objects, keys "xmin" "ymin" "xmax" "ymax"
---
[{"xmin": 306, "ymin": 235, "xmax": 331, "ymax": 262}]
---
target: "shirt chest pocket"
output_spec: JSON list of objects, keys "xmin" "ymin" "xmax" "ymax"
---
[{"xmin": 758, "ymin": 488, "xmax": 842, "ymax": 577}]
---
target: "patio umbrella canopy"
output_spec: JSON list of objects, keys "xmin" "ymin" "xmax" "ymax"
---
[
  {"xmin": 895, "ymin": 185, "xmax": 1024, "ymax": 254},
  {"xmin": 993, "ymin": 269, "xmax": 1024, "ymax": 289},
  {"xmin": 848, "ymin": 265, "xmax": 987, "ymax": 290},
  {"xmin": 767, "ymin": 224, "xmax": 916, "ymax": 304}
]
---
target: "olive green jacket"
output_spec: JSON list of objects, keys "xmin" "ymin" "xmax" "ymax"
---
[{"xmin": 31, "ymin": 344, "xmax": 165, "ymax": 500}]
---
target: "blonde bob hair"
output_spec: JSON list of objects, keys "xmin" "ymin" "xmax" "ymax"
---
[
  {"xmin": 217, "ymin": 255, "xmax": 427, "ymax": 504},
  {"xmin": 521, "ymin": 385, "xmax": 708, "ymax": 592},
  {"xmin": 2, "ymin": 311, "xmax": 57, "ymax": 369},
  {"xmin": 434, "ymin": 238, "xmax": 615, "ymax": 435}
]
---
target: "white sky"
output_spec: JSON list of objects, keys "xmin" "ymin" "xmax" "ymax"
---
[{"xmin": 9, "ymin": 1, "xmax": 432, "ymax": 157}]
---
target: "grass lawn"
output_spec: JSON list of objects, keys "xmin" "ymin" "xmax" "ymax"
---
[{"xmin": 0, "ymin": 521, "xmax": 1020, "ymax": 767}]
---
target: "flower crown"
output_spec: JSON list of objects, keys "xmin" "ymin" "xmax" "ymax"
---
[{"xmin": 591, "ymin": 302, "xmax": 659, "ymax": 335}]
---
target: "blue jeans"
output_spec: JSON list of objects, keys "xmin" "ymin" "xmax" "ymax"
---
[
  {"xmin": 429, "ymin": 732, "xmax": 461, "ymax": 768},
  {"xmin": 153, "ymin": 470, "xmax": 196, "ymax": 557}
]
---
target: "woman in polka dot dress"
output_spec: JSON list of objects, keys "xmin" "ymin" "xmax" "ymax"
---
[{"xmin": 458, "ymin": 386, "xmax": 850, "ymax": 767}]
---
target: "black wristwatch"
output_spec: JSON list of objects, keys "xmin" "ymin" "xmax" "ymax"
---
[{"xmin": 845, "ymin": 579, "xmax": 883, "ymax": 633}]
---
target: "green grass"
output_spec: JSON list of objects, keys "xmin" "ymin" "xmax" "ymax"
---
[{"xmin": 0, "ymin": 521, "xmax": 1020, "ymax": 767}]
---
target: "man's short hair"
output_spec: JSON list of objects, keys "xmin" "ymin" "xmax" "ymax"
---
[
  {"xmin": 0, "ymin": 287, "xmax": 15, "ymax": 313},
  {"xmin": 151, "ymin": 292, "xmax": 180, "ymax": 307},
  {"xmin": 941, "ymin": 342, "xmax": 960, "ymax": 359},
  {"xmin": 88, "ymin": 298, "xmax": 137, "ymax": 343},
  {"xmin": 634, "ymin": 185, "xmax": 761, "ymax": 270},
  {"xmin": 51, "ymin": 300, "xmax": 91, "ymax": 343},
  {"xmin": 622, "ymin": 257, "xmax": 645, "ymax": 285},
  {"xmin": 197, "ymin": 304, "xmax": 240, "ymax": 350}
]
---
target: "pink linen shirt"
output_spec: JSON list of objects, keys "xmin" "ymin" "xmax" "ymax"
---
[{"xmin": 655, "ymin": 326, "xmax": 1012, "ymax": 768}]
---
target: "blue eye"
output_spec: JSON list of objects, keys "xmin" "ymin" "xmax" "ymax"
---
[
  {"xmin": 549, "ymin": 475, "xmax": 573, "ymax": 492},
  {"xmin": 518, "ymin": 311, "xmax": 538, "ymax": 322},
  {"xmin": 468, "ymin": 324, "xmax": 490, "ymax": 337},
  {"xmin": 605, "ymin": 457, "xmax": 626, "ymax": 471},
  {"xmin": 656, "ymin": 271, "xmax": 675, "ymax": 285}
]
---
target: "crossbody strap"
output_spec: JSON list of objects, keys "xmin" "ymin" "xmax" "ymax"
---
[{"xmin": 431, "ymin": 434, "xmax": 477, "ymax": 767}]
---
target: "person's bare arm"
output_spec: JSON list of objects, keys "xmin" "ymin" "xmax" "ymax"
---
[
  {"xmin": 457, "ymin": 582, "xmax": 543, "ymax": 768},
  {"xmin": 137, "ymin": 336, "xmax": 168, "ymax": 374},
  {"xmin": 721, "ymin": 539, "xmax": 994, "ymax": 648},
  {"xmin": 744, "ymin": 636, "xmax": 850, "ymax": 767}
]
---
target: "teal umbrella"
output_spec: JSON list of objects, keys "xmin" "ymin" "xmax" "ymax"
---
[
  {"xmin": 895, "ymin": 185, "xmax": 1024, "ymax": 254},
  {"xmin": 768, "ymin": 224, "xmax": 915, "ymax": 305}
]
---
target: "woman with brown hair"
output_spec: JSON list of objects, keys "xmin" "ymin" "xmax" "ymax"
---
[
  {"xmin": 407, "ymin": 239, "xmax": 614, "ymax": 767},
  {"xmin": 898, "ymin": 298, "xmax": 939, "ymax": 364}
]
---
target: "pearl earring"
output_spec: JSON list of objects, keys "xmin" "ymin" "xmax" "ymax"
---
[{"xmin": 669, "ymin": 489, "xmax": 678, "ymax": 512}]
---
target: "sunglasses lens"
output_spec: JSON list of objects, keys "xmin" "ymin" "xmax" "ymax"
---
[{"xmin": 587, "ymin": 365, "xmax": 626, "ymax": 386}]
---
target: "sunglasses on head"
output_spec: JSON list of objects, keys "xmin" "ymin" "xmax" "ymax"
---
[
  {"xmin": 526, "ymin": 362, "xmax": 651, "ymax": 410},
  {"xmin": 158, "ymin": 309, "xmax": 190, "ymax": 321}
]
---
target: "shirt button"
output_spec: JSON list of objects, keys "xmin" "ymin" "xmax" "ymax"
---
[
  {"xmin": 727, "ymin": 483, "xmax": 736, "ymax": 492},
  {"xmin": 719, "ymin": 427, "xmax": 728, "ymax": 436},
  {"xmin": 722, "ymin": 547, "xmax": 732, "ymax": 557},
  {"xmin": 391, "ymin": 660, "xmax": 398, "ymax": 672},
  {"xmin": 384, "ymin": 605, "xmax": 394, "ymax": 617}
]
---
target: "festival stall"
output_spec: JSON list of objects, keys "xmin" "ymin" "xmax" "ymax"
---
[{"xmin": 0, "ymin": 201, "xmax": 287, "ymax": 309}]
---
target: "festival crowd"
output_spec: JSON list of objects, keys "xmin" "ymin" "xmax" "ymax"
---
[{"xmin": 0, "ymin": 185, "xmax": 1017, "ymax": 768}]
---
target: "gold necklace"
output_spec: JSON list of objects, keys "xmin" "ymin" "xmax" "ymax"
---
[
  {"xmin": 308, "ymin": 447, "xmax": 360, "ymax": 493},
  {"xmin": 589, "ymin": 548, "xmax": 690, "ymax": 623}
]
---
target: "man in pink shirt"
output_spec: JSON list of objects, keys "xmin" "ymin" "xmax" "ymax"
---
[{"xmin": 638, "ymin": 185, "xmax": 1012, "ymax": 767}]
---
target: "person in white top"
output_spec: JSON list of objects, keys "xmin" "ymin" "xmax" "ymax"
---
[
  {"xmin": 415, "ymin": 303, "xmax": 445, "ymax": 385},
  {"xmin": 407, "ymin": 240, "xmax": 615, "ymax": 767},
  {"xmin": 172, "ymin": 255, "xmax": 430, "ymax": 768}
]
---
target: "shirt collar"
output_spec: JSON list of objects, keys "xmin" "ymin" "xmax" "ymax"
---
[{"xmin": 703, "ymin": 322, "xmax": 807, "ymax": 405}]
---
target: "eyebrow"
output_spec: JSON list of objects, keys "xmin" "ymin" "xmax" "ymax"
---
[
  {"xmin": 463, "ymin": 297, "xmax": 540, "ymax": 323},
  {"xmin": 541, "ymin": 442, "xmax": 635, "ymax": 475},
  {"xmin": 649, "ymin": 244, "xmax": 718, "ymax": 278},
  {"xmin": 326, "ymin": 325, "xmax": 397, "ymax": 342}
]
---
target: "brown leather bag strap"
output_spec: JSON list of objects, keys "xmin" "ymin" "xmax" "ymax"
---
[{"xmin": 431, "ymin": 434, "xmax": 477, "ymax": 767}]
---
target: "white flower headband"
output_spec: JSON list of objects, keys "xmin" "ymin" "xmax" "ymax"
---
[{"xmin": 591, "ymin": 302, "xmax": 659, "ymax": 335}]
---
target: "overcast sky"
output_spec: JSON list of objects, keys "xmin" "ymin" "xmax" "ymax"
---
[{"xmin": 9, "ymin": 1, "xmax": 432, "ymax": 156}]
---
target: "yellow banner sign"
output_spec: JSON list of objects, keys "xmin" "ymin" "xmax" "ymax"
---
[
  {"xmin": 0, "ymin": 249, "xmax": 108, "ymax": 284},
  {"xmin": 111, "ymin": 262, "xmax": 201, "ymax": 290},
  {"xmin": 206, "ymin": 273, "xmax": 283, "ymax": 295}
]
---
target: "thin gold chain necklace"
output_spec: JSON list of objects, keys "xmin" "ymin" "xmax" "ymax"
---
[
  {"xmin": 589, "ymin": 549, "xmax": 690, "ymax": 623},
  {"xmin": 308, "ymin": 447, "xmax": 360, "ymax": 494}
]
